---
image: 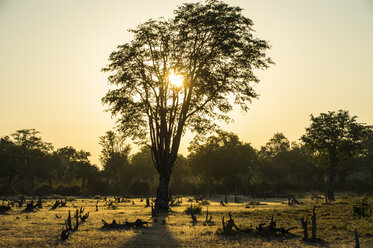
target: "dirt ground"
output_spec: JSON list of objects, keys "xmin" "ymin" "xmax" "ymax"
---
[{"xmin": 0, "ymin": 194, "xmax": 372, "ymax": 247}]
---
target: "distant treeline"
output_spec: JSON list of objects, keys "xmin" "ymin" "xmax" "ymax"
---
[{"xmin": 1, "ymin": 115, "xmax": 372, "ymax": 196}]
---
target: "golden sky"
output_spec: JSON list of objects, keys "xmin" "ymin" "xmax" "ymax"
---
[{"xmin": 0, "ymin": 0, "xmax": 372, "ymax": 166}]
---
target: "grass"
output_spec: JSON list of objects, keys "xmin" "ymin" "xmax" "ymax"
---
[{"xmin": 0, "ymin": 194, "xmax": 372, "ymax": 247}]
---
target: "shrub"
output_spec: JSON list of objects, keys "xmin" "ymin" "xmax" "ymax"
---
[
  {"xmin": 184, "ymin": 204, "xmax": 202, "ymax": 215},
  {"xmin": 54, "ymin": 186, "xmax": 81, "ymax": 196},
  {"xmin": 353, "ymin": 197, "xmax": 372, "ymax": 218},
  {"xmin": 128, "ymin": 180, "xmax": 149, "ymax": 195},
  {"xmin": 33, "ymin": 185, "xmax": 52, "ymax": 195}
]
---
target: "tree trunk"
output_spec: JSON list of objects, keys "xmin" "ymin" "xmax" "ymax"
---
[
  {"xmin": 6, "ymin": 174, "xmax": 15, "ymax": 195},
  {"xmin": 155, "ymin": 172, "xmax": 171, "ymax": 212},
  {"xmin": 327, "ymin": 154, "xmax": 336, "ymax": 201},
  {"xmin": 48, "ymin": 178, "xmax": 53, "ymax": 189},
  {"xmin": 26, "ymin": 174, "xmax": 34, "ymax": 195}
]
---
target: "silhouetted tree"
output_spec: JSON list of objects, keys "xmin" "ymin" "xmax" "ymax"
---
[
  {"xmin": 102, "ymin": 0, "xmax": 272, "ymax": 211},
  {"xmin": 55, "ymin": 146, "xmax": 95, "ymax": 193},
  {"xmin": 258, "ymin": 134, "xmax": 322, "ymax": 192},
  {"xmin": 99, "ymin": 131, "xmax": 131, "ymax": 193},
  {"xmin": 169, "ymin": 155, "xmax": 192, "ymax": 194},
  {"xmin": 258, "ymin": 133, "xmax": 291, "ymax": 191},
  {"xmin": 363, "ymin": 128, "xmax": 373, "ymax": 180},
  {"xmin": 11, "ymin": 129, "xmax": 53, "ymax": 194},
  {"xmin": 301, "ymin": 110, "xmax": 370, "ymax": 201},
  {"xmin": 188, "ymin": 131, "xmax": 257, "ymax": 194},
  {"xmin": 259, "ymin": 132, "xmax": 290, "ymax": 159},
  {"xmin": 0, "ymin": 137, "xmax": 20, "ymax": 194},
  {"xmin": 131, "ymin": 146, "xmax": 157, "ymax": 190}
]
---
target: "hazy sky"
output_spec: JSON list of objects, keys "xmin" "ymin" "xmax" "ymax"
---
[{"xmin": 1, "ymin": 0, "xmax": 372, "ymax": 166}]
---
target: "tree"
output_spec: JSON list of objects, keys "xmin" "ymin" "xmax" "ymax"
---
[
  {"xmin": 362, "ymin": 128, "xmax": 373, "ymax": 180},
  {"xmin": 301, "ymin": 110, "xmax": 370, "ymax": 201},
  {"xmin": 259, "ymin": 132, "xmax": 290, "ymax": 159},
  {"xmin": 131, "ymin": 146, "xmax": 157, "ymax": 190},
  {"xmin": 11, "ymin": 129, "xmax": 53, "ymax": 195},
  {"xmin": 102, "ymin": 0, "xmax": 272, "ymax": 211},
  {"xmin": 188, "ymin": 131, "xmax": 257, "ymax": 194},
  {"xmin": 0, "ymin": 137, "xmax": 20, "ymax": 194},
  {"xmin": 99, "ymin": 131, "xmax": 131, "ymax": 193},
  {"xmin": 257, "ymin": 134, "xmax": 321, "ymax": 192},
  {"xmin": 55, "ymin": 146, "xmax": 94, "ymax": 191}
]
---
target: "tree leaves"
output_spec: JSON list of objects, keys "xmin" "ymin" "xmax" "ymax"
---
[
  {"xmin": 103, "ymin": 0, "xmax": 272, "ymax": 170},
  {"xmin": 301, "ymin": 110, "xmax": 370, "ymax": 163}
]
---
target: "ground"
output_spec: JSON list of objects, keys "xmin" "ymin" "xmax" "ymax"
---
[{"xmin": 0, "ymin": 194, "xmax": 372, "ymax": 247}]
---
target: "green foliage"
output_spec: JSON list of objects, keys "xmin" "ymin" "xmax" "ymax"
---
[
  {"xmin": 131, "ymin": 146, "xmax": 157, "ymax": 184},
  {"xmin": 302, "ymin": 110, "xmax": 370, "ymax": 200},
  {"xmin": 99, "ymin": 131, "xmax": 132, "ymax": 194},
  {"xmin": 259, "ymin": 132, "xmax": 290, "ymax": 159},
  {"xmin": 0, "ymin": 119, "xmax": 372, "ymax": 196},
  {"xmin": 188, "ymin": 131, "xmax": 257, "ymax": 193},
  {"xmin": 302, "ymin": 110, "xmax": 369, "ymax": 162},
  {"xmin": 128, "ymin": 180, "xmax": 149, "ymax": 195},
  {"xmin": 353, "ymin": 197, "xmax": 372, "ymax": 218},
  {"xmin": 102, "ymin": 0, "xmax": 272, "ymax": 210},
  {"xmin": 184, "ymin": 204, "xmax": 202, "ymax": 215}
]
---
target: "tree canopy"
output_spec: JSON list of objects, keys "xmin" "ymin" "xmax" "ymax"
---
[
  {"xmin": 301, "ymin": 110, "xmax": 371, "ymax": 200},
  {"xmin": 188, "ymin": 131, "xmax": 257, "ymax": 194},
  {"xmin": 102, "ymin": 0, "xmax": 272, "ymax": 210}
]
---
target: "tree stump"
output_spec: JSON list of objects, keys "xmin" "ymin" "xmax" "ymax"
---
[
  {"xmin": 355, "ymin": 228, "xmax": 360, "ymax": 248},
  {"xmin": 312, "ymin": 206, "xmax": 317, "ymax": 240},
  {"xmin": 300, "ymin": 217, "xmax": 308, "ymax": 240}
]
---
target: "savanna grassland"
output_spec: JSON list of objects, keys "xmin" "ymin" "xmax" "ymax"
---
[{"xmin": 0, "ymin": 194, "xmax": 372, "ymax": 247}]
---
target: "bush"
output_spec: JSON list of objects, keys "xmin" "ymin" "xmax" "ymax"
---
[
  {"xmin": 0, "ymin": 185, "xmax": 15, "ymax": 195},
  {"xmin": 54, "ymin": 186, "xmax": 81, "ymax": 196},
  {"xmin": 33, "ymin": 185, "xmax": 52, "ymax": 195},
  {"xmin": 184, "ymin": 204, "xmax": 202, "ymax": 215},
  {"xmin": 353, "ymin": 197, "xmax": 372, "ymax": 218},
  {"xmin": 128, "ymin": 180, "xmax": 149, "ymax": 195}
]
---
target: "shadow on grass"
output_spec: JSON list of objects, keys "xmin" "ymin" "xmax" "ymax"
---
[
  {"xmin": 120, "ymin": 214, "xmax": 179, "ymax": 248},
  {"xmin": 301, "ymin": 238, "xmax": 329, "ymax": 247},
  {"xmin": 217, "ymin": 227, "xmax": 302, "ymax": 244}
]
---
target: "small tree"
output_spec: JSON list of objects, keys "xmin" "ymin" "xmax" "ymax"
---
[
  {"xmin": 301, "ymin": 110, "xmax": 369, "ymax": 201},
  {"xmin": 102, "ymin": 0, "xmax": 272, "ymax": 211}
]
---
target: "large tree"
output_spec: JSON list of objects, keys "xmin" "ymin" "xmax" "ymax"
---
[
  {"xmin": 301, "ymin": 110, "xmax": 370, "ymax": 201},
  {"xmin": 102, "ymin": 0, "xmax": 272, "ymax": 211}
]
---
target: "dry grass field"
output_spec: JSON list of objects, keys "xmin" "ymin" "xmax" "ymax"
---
[{"xmin": 0, "ymin": 194, "xmax": 372, "ymax": 247}]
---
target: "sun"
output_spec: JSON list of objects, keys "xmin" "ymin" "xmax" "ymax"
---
[{"xmin": 168, "ymin": 70, "xmax": 184, "ymax": 88}]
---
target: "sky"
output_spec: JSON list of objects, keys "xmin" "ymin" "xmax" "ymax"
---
[{"xmin": 0, "ymin": 0, "xmax": 372, "ymax": 166}]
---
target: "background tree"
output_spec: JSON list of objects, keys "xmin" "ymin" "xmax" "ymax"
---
[
  {"xmin": 259, "ymin": 132, "xmax": 290, "ymax": 159},
  {"xmin": 188, "ymin": 131, "xmax": 257, "ymax": 194},
  {"xmin": 102, "ymin": 0, "xmax": 272, "ymax": 211},
  {"xmin": 130, "ymin": 146, "xmax": 158, "ymax": 193},
  {"xmin": 0, "ymin": 137, "xmax": 20, "ymax": 194},
  {"xmin": 54, "ymin": 146, "xmax": 96, "ymax": 195},
  {"xmin": 11, "ymin": 129, "xmax": 53, "ymax": 195},
  {"xmin": 169, "ymin": 155, "xmax": 192, "ymax": 195},
  {"xmin": 99, "ymin": 131, "xmax": 131, "ymax": 194},
  {"xmin": 301, "ymin": 110, "xmax": 370, "ymax": 201},
  {"xmin": 362, "ymin": 128, "xmax": 373, "ymax": 180},
  {"xmin": 257, "ymin": 133, "xmax": 321, "ymax": 192}
]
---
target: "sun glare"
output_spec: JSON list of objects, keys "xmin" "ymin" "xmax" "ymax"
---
[{"xmin": 168, "ymin": 70, "xmax": 184, "ymax": 88}]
